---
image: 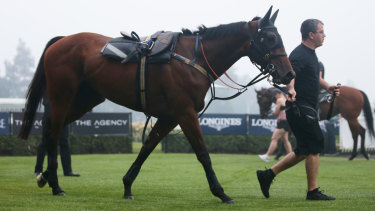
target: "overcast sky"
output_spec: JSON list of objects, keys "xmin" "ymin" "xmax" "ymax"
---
[{"xmin": 1, "ymin": 0, "xmax": 375, "ymax": 105}]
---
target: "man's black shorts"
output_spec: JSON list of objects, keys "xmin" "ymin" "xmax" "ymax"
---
[{"xmin": 286, "ymin": 108, "xmax": 324, "ymax": 155}]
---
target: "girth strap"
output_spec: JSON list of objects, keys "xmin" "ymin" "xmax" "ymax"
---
[
  {"xmin": 139, "ymin": 35, "xmax": 152, "ymax": 112},
  {"xmin": 171, "ymin": 52, "xmax": 214, "ymax": 82}
]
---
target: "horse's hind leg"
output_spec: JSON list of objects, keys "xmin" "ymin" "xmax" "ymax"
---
[
  {"xmin": 178, "ymin": 111, "xmax": 234, "ymax": 204},
  {"xmin": 42, "ymin": 104, "xmax": 70, "ymax": 195},
  {"xmin": 359, "ymin": 128, "xmax": 369, "ymax": 160},
  {"xmin": 123, "ymin": 118, "xmax": 177, "ymax": 199},
  {"xmin": 349, "ymin": 136, "xmax": 358, "ymax": 161},
  {"xmin": 348, "ymin": 119, "xmax": 364, "ymax": 161}
]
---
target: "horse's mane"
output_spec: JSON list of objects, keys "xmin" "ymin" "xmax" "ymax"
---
[{"xmin": 182, "ymin": 21, "xmax": 246, "ymax": 39}]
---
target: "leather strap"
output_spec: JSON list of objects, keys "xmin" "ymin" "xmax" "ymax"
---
[
  {"xmin": 139, "ymin": 35, "xmax": 152, "ymax": 111},
  {"xmin": 171, "ymin": 52, "xmax": 214, "ymax": 82}
]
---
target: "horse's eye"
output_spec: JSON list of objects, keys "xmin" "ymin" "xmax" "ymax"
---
[{"xmin": 265, "ymin": 32, "xmax": 277, "ymax": 47}]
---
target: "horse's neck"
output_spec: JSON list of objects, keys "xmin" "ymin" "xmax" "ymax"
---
[{"xmin": 201, "ymin": 36, "xmax": 248, "ymax": 77}]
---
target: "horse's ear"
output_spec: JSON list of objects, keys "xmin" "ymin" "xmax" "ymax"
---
[
  {"xmin": 260, "ymin": 6, "xmax": 273, "ymax": 27},
  {"xmin": 270, "ymin": 9, "xmax": 279, "ymax": 24}
]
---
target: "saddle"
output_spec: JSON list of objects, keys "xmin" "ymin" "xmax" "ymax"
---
[
  {"xmin": 101, "ymin": 31, "xmax": 180, "ymax": 64},
  {"xmin": 318, "ymin": 91, "xmax": 332, "ymax": 104}
]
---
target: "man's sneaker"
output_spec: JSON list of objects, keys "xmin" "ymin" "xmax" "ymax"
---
[
  {"xmin": 52, "ymin": 186, "xmax": 66, "ymax": 196},
  {"xmin": 258, "ymin": 154, "xmax": 270, "ymax": 162},
  {"xmin": 306, "ymin": 188, "xmax": 336, "ymax": 200},
  {"xmin": 256, "ymin": 169, "xmax": 275, "ymax": 198},
  {"xmin": 64, "ymin": 172, "xmax": 80, "ymax": 177}
]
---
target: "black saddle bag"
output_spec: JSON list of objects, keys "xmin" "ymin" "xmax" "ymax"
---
[{"xmin": 286, "ymin": 101, "xmax": 319, "ymax": 123}]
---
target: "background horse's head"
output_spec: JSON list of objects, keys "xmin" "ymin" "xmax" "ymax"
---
[
  {"xmin": 248, "ymin": 6, "xmax": 295, "ymax": 85},
  {"xmin": 255, "ymin": 87, "xmax": 277, "ymax": 118}
]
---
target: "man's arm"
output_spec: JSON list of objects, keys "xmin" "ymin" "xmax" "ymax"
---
[
  {"xmin": 286, "ymin": 78, "xmax": 296, "ymax": 102},
  {"xmin": 320, "ymin": 76, "xmax": 340, "ymax": 96}
]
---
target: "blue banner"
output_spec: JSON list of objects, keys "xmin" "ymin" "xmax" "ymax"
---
[
  {"xmin": 12, "ymin": 112, "xmax": 43, "ymax": 136},
  {"xmin": 248, "ymin": 114, "xmax": 276, "ymax": 135},
  {"xmin": 71, "ymin": 112, "xmax": 131, "ymax": 135},
  {"xmin": 0, "ymin": 112, "xmax": 10, "ymax": 135},
  {"xmin": 199, "ymin": 114, "xmax": 247, "ymax": 135}
]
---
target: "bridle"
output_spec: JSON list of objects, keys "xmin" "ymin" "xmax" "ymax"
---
[
  {"xmin": 246, "ymin": 21, "xmax": 287, "ymax": 77},
  {"xmin": 199, "ymin": 20, "xmax": 288, "ymax": 91},
  {"xmin": 192, "ymin": 20, "xmax": 289, "ymax": 118}
]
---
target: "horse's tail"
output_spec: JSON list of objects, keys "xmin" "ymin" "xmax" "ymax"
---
[
  {"xmin": 18, "ymin": 36, "xmax": 64, "ymax": 139},
  {"xmin": 360, "ymin": 90, "xmax": 375, "ymax": 138}
]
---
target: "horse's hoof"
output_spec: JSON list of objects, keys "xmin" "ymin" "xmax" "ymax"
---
[
  {"xmin": 348, "ymin": 155, "xmax": 356, "ymax": 161},
  {"xmin": 123, "ymin": 195, "xmax": 134, "ymax": 200},
  {"xmin": 222, "ymin": 199, "xmax": 235, "ymax": 204},
  {"xmin": 53, "ymin": 191, "xmax": 66, "ymax": 196},
  {"xmin": 220, "ymin": 195, "xmax": 235, "ymax": 204},
  {"xmin": 36, "ymin": 173, "xmax": 47, "ymax": 188},
  {"xmin": 52, "ymin": 187, "xmax": 66, "ymax": 196},
  {"xmin": 363, "ymin": 153, "xmax": 370, "ymax": 160}
]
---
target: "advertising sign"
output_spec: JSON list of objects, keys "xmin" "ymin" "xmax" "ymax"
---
[
  {"xmin": 199, "ymin": 114, "xmax": 247, "ymax": 135},
  {"xmin": 11, "ymin": 112, "xmax": 43, "ymax": 135},
  {"xmin": 0, "ymin": 112, "xmax": 10, "ymax": 135},
  {"xmin": 71, "ymin": 113, "xmax": 131, "ymax": 135},
  {"xmin": 248, "ymin": 114, "xmax": 276, "ymax": 135}
]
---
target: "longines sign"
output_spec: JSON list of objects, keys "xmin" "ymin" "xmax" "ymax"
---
[
  {"xmin": 199, "ymin": 114, "xmax": 246, "ymax": 135},
  {"xmin": 248, "ymin": 114, "xmax": 276, "ymax": 135}
]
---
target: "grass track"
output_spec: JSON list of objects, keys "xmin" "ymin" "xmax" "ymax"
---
[{"xmin": 0, "ymin": 147, "xmax": 374, "ymax": 210}]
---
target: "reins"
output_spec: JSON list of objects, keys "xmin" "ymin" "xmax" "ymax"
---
[{"xmin": 198, "ymin": 21, "xmax": 285, "ymax": 116}]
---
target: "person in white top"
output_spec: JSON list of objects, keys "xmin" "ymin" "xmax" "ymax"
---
[{"xmin": 258, "ymin": 90, "xmax": 292, "ymax": 162}]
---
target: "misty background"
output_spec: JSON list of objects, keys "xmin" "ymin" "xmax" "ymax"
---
[{"xmin": 1, "ymin": 0, "xmax": 375, "ymax": 122}]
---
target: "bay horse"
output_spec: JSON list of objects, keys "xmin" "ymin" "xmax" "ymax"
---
[
  {"xmin": 19, "ymin": 7, "xmax": 295, "ymax": 203},
  {"xmin": 256, "ymin": 86, "xmax": 374, "ymax": 160}
]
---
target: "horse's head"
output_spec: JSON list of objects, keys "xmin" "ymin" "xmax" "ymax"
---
[
  {"xmin": 255, "ymin": 88, "xmax": 274, "ymax": 118},
  {"xmin": 247, "ymin": 6, "xmax": 295, "ymax": 85}
]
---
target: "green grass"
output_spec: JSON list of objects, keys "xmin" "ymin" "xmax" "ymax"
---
[{"xmin": 0, "ymin": 148, "xmax": 374, "ymax": 210}]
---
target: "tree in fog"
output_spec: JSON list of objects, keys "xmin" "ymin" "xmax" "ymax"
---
[{"xmin": 2, "ymin": 39, "xmax": 35, "ymax": 98}]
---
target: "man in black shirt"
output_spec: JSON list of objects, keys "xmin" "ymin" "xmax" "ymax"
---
[{"xmin": 257, "ymin": 19, "xmax": 340, "ymax": 200}]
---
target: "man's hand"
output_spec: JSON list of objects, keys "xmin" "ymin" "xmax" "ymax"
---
[
  {"xmin": 286, "ymin": 88, "xmax": 296, "ymax": 102},
  {"xmin": 328, "ymin": 83, "xmax": 341, "ymax": 96}
]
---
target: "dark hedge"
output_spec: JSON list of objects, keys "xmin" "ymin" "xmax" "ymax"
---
[
  {"xmin": 0, "ymin": 135, "xmax": 133, "ymax": 156},
  {"xmin": 162, "ymin": 134, "xmax": 297, "ymax": 154}
]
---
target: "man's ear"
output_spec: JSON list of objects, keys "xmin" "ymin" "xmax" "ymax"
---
[{"xmin": 308, "ymin": 32, "xmax": 314, "ymax": 40}]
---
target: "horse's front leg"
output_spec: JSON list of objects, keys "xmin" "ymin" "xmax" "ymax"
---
[
  {"xmin": 178, "ymin": 110, "xmax": 234, "ymax": 204},
  {"xmin": 123, "ymin": 118, "xmax": 177, "ymax": 199}
]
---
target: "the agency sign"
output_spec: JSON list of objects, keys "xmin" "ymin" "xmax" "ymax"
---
[
  {"xmin": 199, "ymin": 114, "xmax": 247, "ymax": 135},
  {"xmin": 11, "ymin": 112, "xmax": 43, "ymax": 135},
  {"xmin": 0, "ymin": 112, "xmax": 10, "ymax": 135},
  {"xmin": 71, "ymin": 113, "xmax": 131, "ymax": 135},
  {"xmin": 248, "ymin": 114, "xmax": 276, "ymax": 135}
]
